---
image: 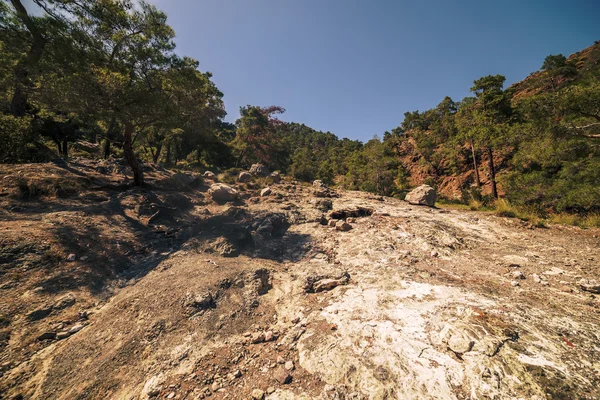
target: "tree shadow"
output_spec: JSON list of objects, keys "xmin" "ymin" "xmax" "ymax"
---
[{"xmin": 1, "ymin": 186, "xmax": 313, "ymax": 296}]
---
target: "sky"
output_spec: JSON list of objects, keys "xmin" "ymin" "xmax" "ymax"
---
[{"xmin": 25, "ymin": 0, "xmax": 600, "ymax": 141}]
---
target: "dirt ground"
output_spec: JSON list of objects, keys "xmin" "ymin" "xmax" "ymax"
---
[{"xmin": 0, "ymin": 160, "xmax": 599, "ymax": 399}]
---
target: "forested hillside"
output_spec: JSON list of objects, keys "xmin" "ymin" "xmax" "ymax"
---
[{"xmin": 1, "ymin": 1, "xmax": 598, "ymax": 218}]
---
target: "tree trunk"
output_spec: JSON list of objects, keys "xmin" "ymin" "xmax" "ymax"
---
[
  {"xmin": 103, "ymin": 139, "xmax": 111, "ymax": 159},
  {"xmin": 486, "ymin": 147, "xmax": 498, "ymax": 199},
  {"xmin": 9, "ymin": 0, "xmax": 47, "ymax": 116},
  {"xmin": 123, "ymin": 122, "xmax": 144, "ymax": 186},
  {"xmin": 152, "ymin": 143, "xmax": 162, "ymax": 164},
  {"xmin": 62, "ymin": 140, "xmax": 68, "ymax": 160},
  {"xmin": 470, "ymin": 139, "xmax": 481, "ymax": 187},
  {"xmin": 164, "ymin": 141, "xmax": 171, "ymax": 165}
]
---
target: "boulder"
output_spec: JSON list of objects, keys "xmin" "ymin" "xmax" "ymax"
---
[
  {"xmin": 313, "ymin": 180, "xmax": 326, "ymax": 188},
  {"xmin": 208, "ymin": 183, "xmax": 238, "ymax": 203},
  {"xmin": 203, "ymin": 171, "xmax": 216, "ymax": 178},
  {"xmin": 250, "ymin": 163, "xmax": 269, "ymax": 177},
  {"xmin": 238, "ymin": 171, "xmax": 252, "ymax": 182},
  {"xmin": 269, "ymin": 171, "xmax": 281, "ymax": 183},
  {"xmin": 335, "ymin": 220, "xmax": 352, "ymax": 231},
  {"xmin": 172, "ymin": 172, "xmax": 202, "ymax": 187},
  {"xmin": 261, "ymin": 187, "xmax": 272, "ymax": 197},
  {"xmin": 405, "ymin": 185, "xmax": 437, "ymax": 207}
]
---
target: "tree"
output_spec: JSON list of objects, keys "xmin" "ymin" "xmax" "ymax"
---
[
  {"xmin": 233, "ymin": 105, "xmax": 286, "ymax": 168},
  {"xmin": 457, "ymin": 75, "xmax": 512, "ymax": 198}
]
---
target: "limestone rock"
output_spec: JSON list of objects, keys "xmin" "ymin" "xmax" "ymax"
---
[
  {"xmin": 405, "ymin": 185, "xmax": 437, "ymax": 207},
  {"xmin": 238, "ymin": 171, "xmax": 252, "ymax": 182},
  {"xmin": 273, "ymin": 367, "xmax": 291, "ymax": 384},
  {"xmin": 335, "ymin": 220, "xmax": 352, "ymax": 231},
  {"xmin": 269, "ymin": 171, "xmax": 281, "ymax": 183},
  {"xmin": 250, "ymin": 164, "xmax": 269, "ymax": 177},
  {"xmin": 208, "ymin": 183, "xmax": 238, "ymax": 203}
]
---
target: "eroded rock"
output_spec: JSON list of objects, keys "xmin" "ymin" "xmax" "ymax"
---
[{"xmin": 405, "ymin": 185, "xmax": 437, "ymax": 207}]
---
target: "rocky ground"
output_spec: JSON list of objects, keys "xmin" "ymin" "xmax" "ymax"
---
[{"xmin": 0, "ymin": 160, "xmax": 599, "ymax": 399}]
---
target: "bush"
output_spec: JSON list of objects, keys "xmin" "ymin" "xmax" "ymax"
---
[{"xmin": 0, "ymin": 114, "xmax": 45, "ymax": 162}]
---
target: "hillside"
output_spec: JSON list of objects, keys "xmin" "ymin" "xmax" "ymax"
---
[{"xmin": 0, "ymin": 162, "xmax": 599, "ymax": 399}]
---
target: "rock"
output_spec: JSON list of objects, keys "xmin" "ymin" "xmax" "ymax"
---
[
  {"xmin": 250, "ymin": 332, "xmax": 265, "ymax": 344},
  {"xmin": 264, "ymin": 331, "xmax": 274, "ymax": 342},
  {"xmin": 532, "ymin": 273, "xmax": 542, "ymax": 283},
  {"xmin": 313, "ymin": 180, "xmax": 326, "ymax": 188},
  {"xmin": 269, "ymin": 171, "xmax": 281, "ymax": 183},
  {"xmin": 512, "ymin": 271, "xmax": 525, "ymax": 280},
  {"xmin": 54, "ymin": 293, "xmax": 76, "ymax": 310},
  {"xmin": 579, "ymin": 279, "xmax": 600, "ymax": 294},
  {"xmin": 250, "ymin": 164, "xmax": 269, "ymax": 177},
  {"xmin": 313, "ymin": 279, "xmax": 342, "ymax": 292},
  {"xmin": 66, "ymin": 253, "xmax": 77, "ymax": 262},
  {"xmin": 319, "ymin": 215, "xmax": 328, "ymax": 225},
  {"xmin": 335, "ymin": 220, "xmax": 352, "ymax": 231},
  {"xmin": 328, "ymin": 219, "xmax": 337, "ymax": 227},
  {"xmin": 251, "ymin": 389, "xmax": 265, "ymax": 399},
  {"xmin": 277, "ymin": 356, "xmax": 285, "ymax": 364},
  {"xmin": 211, "ymin": 381, "xmax": 219, "ymax": 391},
  {"xmin": 37, "ymin": 331, "xmax": 56, "ymax": 341},
  {"xmin": 261, "ymin": 187, "xmax": 272, "ymax": 197},
  {"xmin": 232, "ymin": 369, "xmax": 242, "ymax": 378},
  {"xmin": 238, "ymin": 171, "xmax": 252, "ymax": 182},
  {"xmin": 315, "ymin": 199, "xmax": 332, "ymax": 211},
  {"xmin": 203, "ymin": 171, "xmax": 216, "ymax": 178},
  {"xmin": 405, "ymin": 185, "xmax": 437, "ymax": 207},
  {"xmin": 142, "ymin": 375, "xmax": 163, "ymax": 398},
  {"xmin": 166, "ymin": 392, "xmax": 175, "ymax": 399},
  {"xmin": 267, "ymin": 387, "xmax": 275, "ymax": 394},
  {"xmin": 56, "ymin": 331, "xmax": 70, "ymax": 340},
  {"xmin": 173, "ymin": 172, "xmax": 202, "ymax": 187},
  {"xmin": 69, "ymin": 324, "xmax": 84, "ymax": 334},
  {"xmin": 448, "ymin": 334, "xmax": 474, "ymax": 354},
  {"xmin": 273, "ymin": 367, "xmax": 292, "ymax": 384},
  {"xmin": 511, "ymin": 281, "xmax": 520, "ymax": 287},
  {"xmin": 284, "ymin": 361, "xmax": 295, "ymax": 371},
  {"xmin": 27, "ymin": 305, "xmax": 53, "ymax": 321},
  {"xmin": 183, "ymin": 292, "xmax": 216, "ymax": 313},
  {"xmin": 208, "ymin": 183, "xmax": 238, "ymax": 203}
]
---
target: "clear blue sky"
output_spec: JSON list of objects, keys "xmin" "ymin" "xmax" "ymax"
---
[{"xmin": 27, "ymin": 0, "xmax": 600, "ymax": 141}]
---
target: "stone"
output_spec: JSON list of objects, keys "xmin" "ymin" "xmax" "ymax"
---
[
  {"xmin": 579, "ymin": 279, "xmax": 600, "ymax": 294},
  {"xmin": 183, "ymin": 292, "xmax": 215, "ymax": 312},
  {"xmin": 251, "ymin": 332, "xmax": 265, "ymax": 344},
  {"xmin": 54, "ymin": 293, "xmax": 76, "ymax": 310},
  {"xmin": 532, "ymin": 273, "xmax": 542, "ymax": 283},
  {"xmin": 273, "ymin": 367, "xmax": 292, "ymax": 384},
  {"xmin": 238, "ymin": 171, "xmax": 252, "ymax": 182},
  {"xmin": 266, "ymin": 387, "xmax": 275, "ymax": 394},
  {"xmin": 269, "ymin": 171, "xmax": 281, "ymax": 183},
  {"xmin": 203, "ymin": 171, "xmax": 216, "ymax": 178},
  {"xmin": 66, "ymin": 253, "xmax": 76, "ymax": 262},
  {"xmin": 284, "ymin": 361, "xmax": 295, "ymax": 371},
  {"xmin": 511, "ymin": 281, "xmax": 520, "ymax": 287},
  {"xmin": 261, "ymin": 187, "xmax": 272, "ymax": 197},
  {"xmin": 37, "ymin": 331, "xmax": 56, "ymax": 341},
  {"xmin": 448, "ymin": 334, "xmax": 474, "ymax": 354},
  {"xmin": 277, "ymin": 356, "xmax": 285, "ymax": 364},
  {"xmin": 315, "ymin": 199, "xmax": 333, "ymax": 211},
  {"xmin": 328, "ymin": 219, "xmax": 337, "ymax": 227},
  {"xmin": 208, "ymin": 183, "xmax": 238, "ymax": 203},
  {"xmin": 250, "ymin": 163, "xmax": 269, "ymax": 177},
  {"xmin": 335, "ymin": 221, "xmax": 352, "ymax": 231},
  {"xmin": 404, "ymin": 185, "xmax": 437, "ymax": 207},
  {"xmin": 512, "ymin": 271, "xmax": 525, "ymax": 280},
  {"xmin": 166, "ymin": 392, "xmax": 175, "ymax": 399},
  {"xmin": 232, "ymin": 370, "xmax": 242, "ymax": 378},
  {"xmin": 251, "ymin": 389, "xmax": 265, "ymax": 399},
  {"xmin": 313, "ymin": 180, "xmax": 326, "ymax": 188},
  {"xmin": 56, "ymin": 331, "xmax": 70, "ymax": 340},
  {"xmin": 313, "ymin": 279, "xmax": 342, "ymax": 292},
  {"xmin": 69, "ymin": 324, "xmax": 85, "ymax": 334},
  {"xmin": 173, "ymin": 172, "xmax": 202, "ymax": 187},
  {"xmin": 264, "ymin": 331, "xmax": 274, "ymax": 342},
  {"xmin": 211, "ymin": 381, "xmax": 219, "ymax": 391}
]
